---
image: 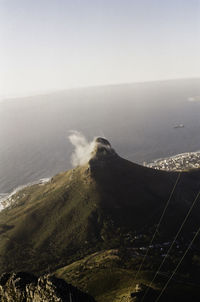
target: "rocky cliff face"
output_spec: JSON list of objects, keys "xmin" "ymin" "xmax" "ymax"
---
[
  {"xmin": 90, "ymin": 137, "xmax": 118, "ymax": 161},
  {"xmin": 0, "ymin": 272, "xmax": 96, "ymax": 302}
]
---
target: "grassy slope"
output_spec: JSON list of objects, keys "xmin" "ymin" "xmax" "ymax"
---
[
  {"xmin": 0, "ymin": 165, "xmax": 102, "ymax": 273},
  {"xmin": 0, "ymin": 155, "xmax": 200, "ymax": 276},
  {"xmin": 55, "ymin": 249, "xmax": 200, "ymax": 302},
  {"xmin": 56, "ymin": 249, "xmax": 145, "ymax": 302}
]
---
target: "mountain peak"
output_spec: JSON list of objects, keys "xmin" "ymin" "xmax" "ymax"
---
[
  {"xmin": 90, "ymin": 137, "xmax": 117, "ymax": 161},
  {"xmin": 95, "ymin": 137, "xmax": 111, "ymax": 146}
]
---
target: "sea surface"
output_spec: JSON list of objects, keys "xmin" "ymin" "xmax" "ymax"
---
[{"xmin": 1, "ymin": 78, "xmax": 200, "ymax": 196}]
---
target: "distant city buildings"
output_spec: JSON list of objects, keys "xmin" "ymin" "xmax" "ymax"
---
[{"xmin": 144, "ymin": 151, "xmax": 200, "ymax": 171}]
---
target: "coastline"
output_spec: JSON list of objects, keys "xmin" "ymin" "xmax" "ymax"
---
[
  {"xmin": 1, "ymin": 149, "xmax": 200, "ymax": 211},
  {"xmin": 0, "ymin": 177, "xmax": 51, "ymax": 211}
]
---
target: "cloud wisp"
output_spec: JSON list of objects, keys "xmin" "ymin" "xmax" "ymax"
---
[{"xmin": 68, "ymin": 131, "xmax": 96, "ymax": 167}]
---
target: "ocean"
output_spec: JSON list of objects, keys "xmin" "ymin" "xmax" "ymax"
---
[{"xmin": 1, "ymin": 78, "xmax": 200, "ymax": 196}]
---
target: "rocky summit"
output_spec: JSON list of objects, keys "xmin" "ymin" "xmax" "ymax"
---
[
  {"xmin": 90, "ymin": 137, "xmax": 118, "ymax": 161},
  {"xmin": 0, "ymin": 272, "xmax": 96, "ymax": 302}
]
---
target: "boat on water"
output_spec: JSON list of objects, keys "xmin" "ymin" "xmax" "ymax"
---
[{"xmin": 173, "ymin": 123, "xmax": 184, "ymax": 129}]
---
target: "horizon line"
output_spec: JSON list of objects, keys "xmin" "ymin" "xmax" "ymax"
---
[{"xmin": 1, "ymin": 76, "xmax": 200, "ymax": 101}]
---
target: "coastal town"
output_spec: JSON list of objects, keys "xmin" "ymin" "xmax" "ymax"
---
[{"xmin": 144, "ymin": 151, "xmax": 200, "ymax": 171}]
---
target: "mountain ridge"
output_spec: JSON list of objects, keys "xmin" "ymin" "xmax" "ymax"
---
[{"xmin": 0, "ymin": 138, "xmax": 200, "ymax": 277}]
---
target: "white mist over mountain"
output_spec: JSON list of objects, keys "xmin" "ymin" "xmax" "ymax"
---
[{"xmin": 68, "ymin": 131, "xmax": 96, "ymax": 167}]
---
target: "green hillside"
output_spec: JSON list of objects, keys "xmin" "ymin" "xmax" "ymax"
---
[
  {"xmin": 55, "ymin": 249, "xmax": 200, "ymax": 302},
  {"xmin": 0, "ymin": 138, "xmax": 200, "ymax": 281}
]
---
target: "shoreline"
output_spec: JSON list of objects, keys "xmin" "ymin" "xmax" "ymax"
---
[
  {"xmin": 1, "ymin": 149, "xmax": 200, "ymax": 211},
  {"xmin": 0, "ymin": 177, "xmax": 51, "ymax": 211}
]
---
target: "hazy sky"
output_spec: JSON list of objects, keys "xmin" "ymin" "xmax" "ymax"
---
[{"xmin": 0, "ymin": 0, "xmax": 200, "ymax": 97}]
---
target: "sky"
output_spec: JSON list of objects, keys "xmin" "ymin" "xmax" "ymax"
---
[{"xmin": 0, "ymin": 0, "xmax": 200, "ymax": 98}]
